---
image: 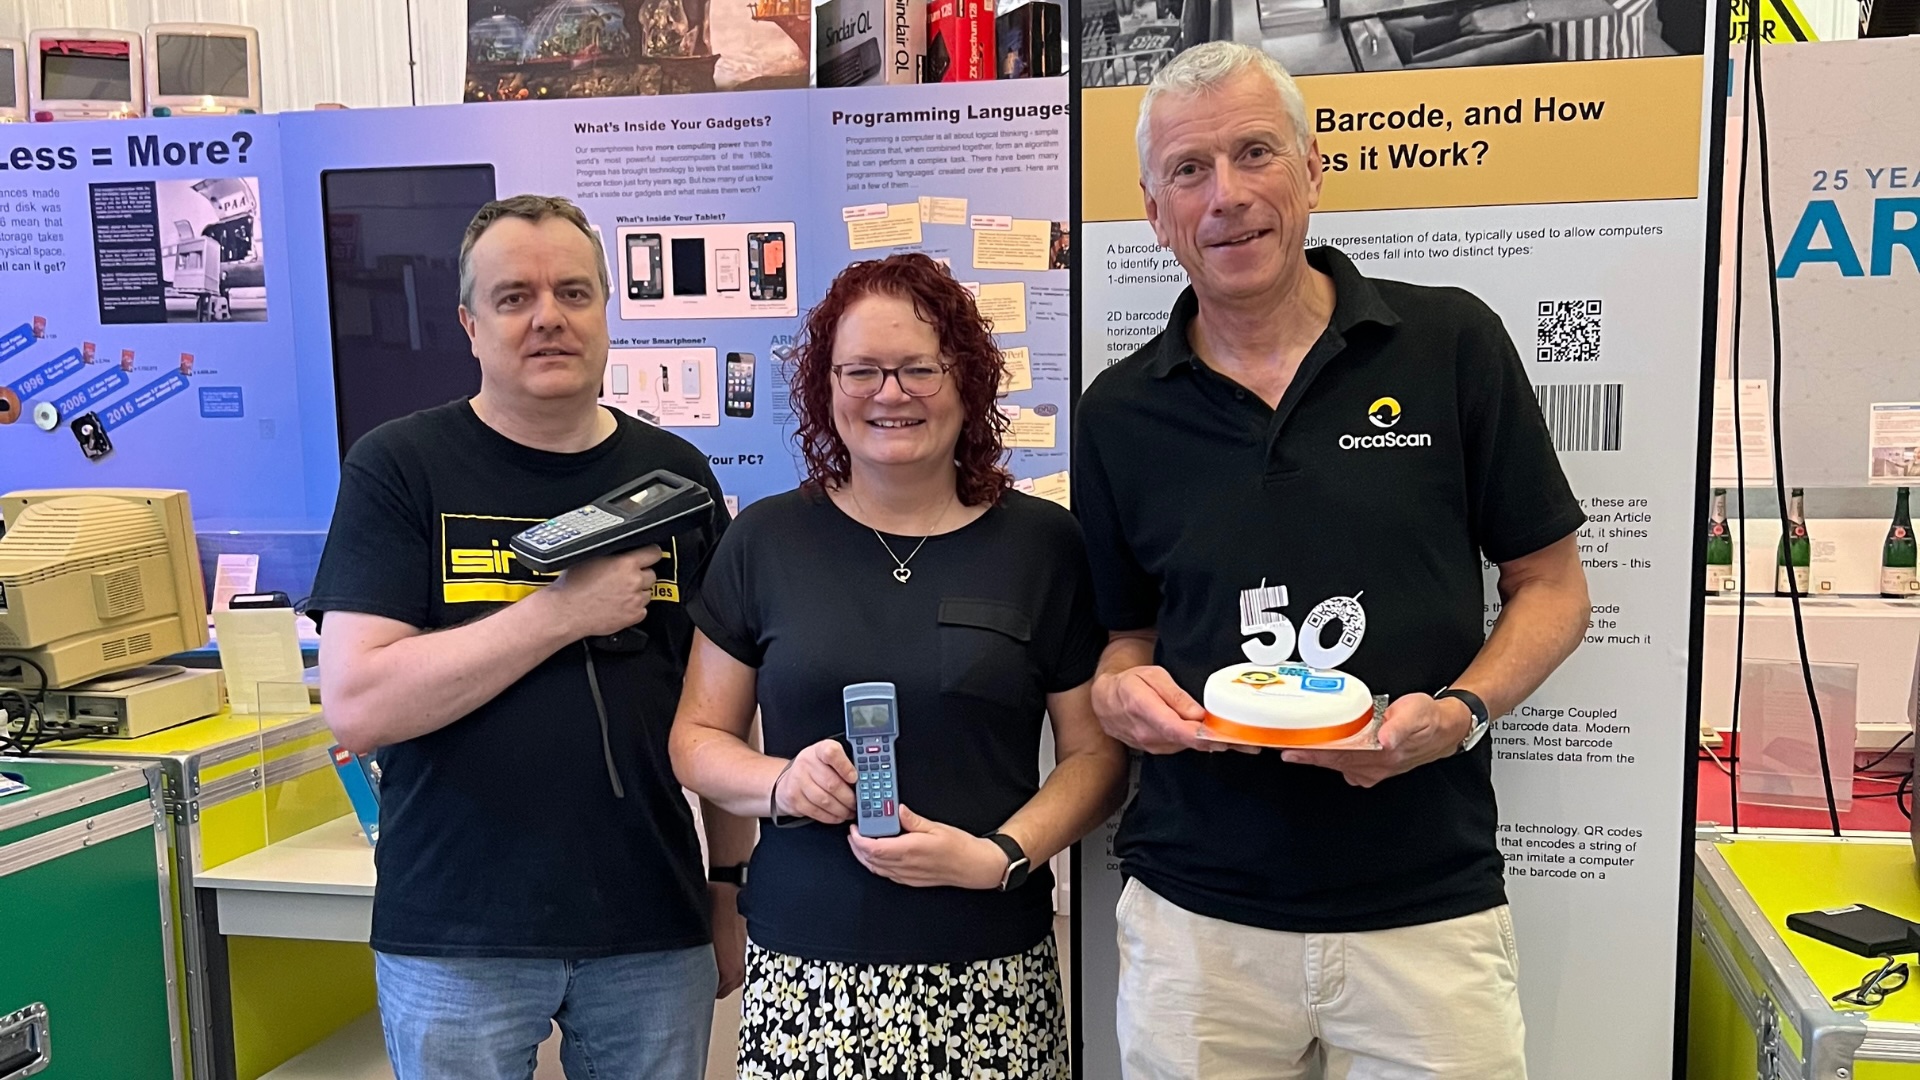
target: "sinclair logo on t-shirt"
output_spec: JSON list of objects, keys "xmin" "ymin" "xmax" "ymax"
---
[{"xmin": 439, "ymin": 513, "xmax": 681, "ymax": 605}]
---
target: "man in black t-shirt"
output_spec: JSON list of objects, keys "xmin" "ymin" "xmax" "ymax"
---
[
  {"xmin": 1076, "ymin": 44, "xmax": 1591, "ymax": 1079},
  {"xmin": 308, "ymin": 195, "xmax": 747, "ymax": 1080}
]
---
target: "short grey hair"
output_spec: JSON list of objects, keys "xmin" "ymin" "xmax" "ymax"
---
[
  {"xmin": 458, "ymin": 194, "xmax": 610, "ymax": 308},
  {"xmin": 1136, "ymin": 42, "xmax": 1312, "ymax": 182}
]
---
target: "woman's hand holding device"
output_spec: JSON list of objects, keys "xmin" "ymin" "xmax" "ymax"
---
[
  {"xmin": 772, "ymin": 738, "xmax": 858, "ymax": 824},
  {"xmin": 846, "ymin": 806, "xmax": 1011, "ymax": 891}
]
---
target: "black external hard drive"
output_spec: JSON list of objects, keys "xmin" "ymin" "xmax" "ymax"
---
[
  {"xmin": 70, "ymin": 412, "xmax": 112, "ymax": 461},
  {"xmin": 1787, "ymin": 904, "xmax": 1920, "ymax": 957}
]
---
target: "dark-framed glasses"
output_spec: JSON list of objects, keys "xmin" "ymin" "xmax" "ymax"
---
[
  {"xmin": 1834, "ymin": 956, "xmax": 1910, "ymax": 1009},
  {"xmin": 831, "ymin": 361, "xmax": 951, "ymax": 398}
]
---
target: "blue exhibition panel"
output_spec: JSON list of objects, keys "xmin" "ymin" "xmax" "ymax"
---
[{"xmin": 3, "ymin": 80, "xmax": 1072, "ymax": 547}]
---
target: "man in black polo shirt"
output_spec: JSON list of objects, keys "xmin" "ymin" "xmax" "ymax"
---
[
  {"xmin": 309, "ymin": 195, "xmax": 749, "ymax": 1080},
  {"xmin": 1075, "ymin": 42, "xmax": 1591, "ymax": 1079}
]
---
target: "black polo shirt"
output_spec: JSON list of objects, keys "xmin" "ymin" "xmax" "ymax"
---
[{"xmin": 1074, "ymin": 246, "xmax": 1584, "ymax": 933}]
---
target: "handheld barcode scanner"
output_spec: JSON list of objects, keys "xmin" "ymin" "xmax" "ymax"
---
[
  {"xmin": 843, "ymin": 682, "xmax": 901, "ymax": 838},
  {"xmin": 508, "ymin": 470, "xmax": 713, "ymax": 800},
  {"xmin": 510, "ymin": 469, "xmax": 713, "ymax": 652}
]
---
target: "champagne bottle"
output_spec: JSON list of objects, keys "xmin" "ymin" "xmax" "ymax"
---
[
  {"xmin": 1705, "ymin": 488, "xmax": 1734, "ymax": 595},
  {"xmin": 1882, "ymin": 486, "xmax": 1917, "ymax": 598},
  {"xmin": 1775, "ymin": 487, "xmax": 1811, "ymax": 596}
]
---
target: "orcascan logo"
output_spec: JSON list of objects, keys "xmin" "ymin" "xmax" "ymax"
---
[{"xmin": 1341, "ymin": 396, "xmax": 1431, "ymax": 450}]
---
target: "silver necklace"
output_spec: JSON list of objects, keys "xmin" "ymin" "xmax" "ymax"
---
[{"xmin": 852, "ymin": 489, "xmax": 953, "ymax": 584}]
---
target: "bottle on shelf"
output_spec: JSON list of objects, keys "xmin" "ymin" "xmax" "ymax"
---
[
  {"xmin": 1882, "ymin": 486, "xmax": 1917, "ymax": 598},
  {"xmin": 1705, "ymin": 487, "xmax": 1734, "ymax": 595},
  {"xmin": 1775, "ymin": 487, "xmax": 1811, "ymax": 597}
]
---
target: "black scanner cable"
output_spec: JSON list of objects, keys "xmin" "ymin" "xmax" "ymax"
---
[
  {"xmin": 583, "ymin": 641, "xmax": 628, "ymax": 799},
  {"xmin": 1736, "ymin": 2, "xmax": 1842, "ymax": 836}
]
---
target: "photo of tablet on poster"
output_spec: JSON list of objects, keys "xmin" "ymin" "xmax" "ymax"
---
[{"xmin": 616, "ymin": 222, "xmax": 796, "ymax": 319}]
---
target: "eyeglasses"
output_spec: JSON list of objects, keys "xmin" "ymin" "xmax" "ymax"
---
[
  {"xmin": 1834, "ymin": 957, "xmax": 1910, "ymax": 1009},
  {"xmin": 830, "ymin": 362, "xmax": 951, "ymax": 398}
]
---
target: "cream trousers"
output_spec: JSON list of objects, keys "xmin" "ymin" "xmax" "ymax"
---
[{"xmin": 1115, "ymin": 878, "xmax": 1527, "ymax": 1080}]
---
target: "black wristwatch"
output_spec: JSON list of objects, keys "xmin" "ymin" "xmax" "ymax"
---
[
  {"xmin": 985, "ymin": 832, "xmax": 1031, "ymax": 892},
  {"xmin": 1436, "ymin": 686, "xmax": 1490, "ymax": 753},
  {"xmin": 708, "ymin": 864, "xmax": 749, "ymax": 886}
]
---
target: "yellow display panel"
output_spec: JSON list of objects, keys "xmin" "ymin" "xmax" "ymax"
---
[{"xmin": 1082, "ymin": 57, "xmax": 1705, "ymax": 222}]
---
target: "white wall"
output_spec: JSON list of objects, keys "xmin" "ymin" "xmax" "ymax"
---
[
  {"xmin": 5, "ymin": 0, "xmax": 1060, "ymax": 111},
  {"xmin": 0, "ymin": 0, "xmax": 470, "ymax": 112}
]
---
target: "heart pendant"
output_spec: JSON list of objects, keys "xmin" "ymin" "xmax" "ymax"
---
[{"xmin": 893, "ymin": 567, "xmax": 912, "ymax": 584}]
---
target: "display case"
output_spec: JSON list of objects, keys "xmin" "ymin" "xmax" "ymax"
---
[
  {"xmin": 1693, "ymin": 833, "xmax": 1920, "ymax": 1079},
  {"xmin": 41, "ymin": 709, "xmax": 371, "ymax": 1080},
  {"xmin": 0, "ymin": 759, "xmax": 181, "ymax": 1080}
]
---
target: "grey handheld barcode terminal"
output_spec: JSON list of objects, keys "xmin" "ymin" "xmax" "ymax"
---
[
  {"xmin": 843, "ymin": 681, "xmax": 900, "ymax": 838},
  {"xmin": 508, "ymin": 470, "xmax": 711, "ymax": 575}
]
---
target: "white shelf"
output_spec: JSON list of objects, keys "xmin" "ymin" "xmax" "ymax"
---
[
  {"xmin": 1702, "ymin": 595, "xmax": 1920, "ymax": 751},
  {"xmin": 197, "ymin": 815, "xmax": 375, "ymax": 941},
  {"xmin": 260, "ymin": 1013, "xmax": 390, "ymax": 1080}
]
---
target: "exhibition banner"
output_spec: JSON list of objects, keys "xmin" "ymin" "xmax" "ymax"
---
[
  {"xmin": 0, "ymin": 80, "xmax": 1070, "ymax": 534},
  {"xmin": 1724, "ymin": 38, "xmax": 1920, "ymax": 489},
  {"xmin": 0, "ymin": 117, "xmax": 307, "ymax": 528},
  {"xmin": 279, "ymin": 79, "xmax": 1070, "ymax": 517},
  {"xmin": 1075, "ymin": 37, "xmax": 1721, "ymax": 1080}
]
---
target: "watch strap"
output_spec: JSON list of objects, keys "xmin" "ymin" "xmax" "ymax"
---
[
  {"xmin": 985, "ymin": 832, "xmax": 1031, "ymax": 891},
  {"xmin": 708, "ymin": 863, "xmax": 749, "ymax": 886},
  {"xmin": 1436, "ymin": 686, "xmax": 1490, "ymax": 752}
]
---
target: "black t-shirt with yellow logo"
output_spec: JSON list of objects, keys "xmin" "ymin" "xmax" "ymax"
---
[{"xmin": 308, "ymin": 400, "xmax": 728, "ymax": 958}]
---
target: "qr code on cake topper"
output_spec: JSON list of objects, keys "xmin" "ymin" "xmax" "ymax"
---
[{"xmin": 1536, "ymin": 299, "xmax": 1603, "ymax": 363}]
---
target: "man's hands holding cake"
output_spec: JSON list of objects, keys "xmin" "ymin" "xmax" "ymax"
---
[
  {"xmin": 1282, "ymin": 692, "xmax": 1475, "ymax": 787},
  {"xmin": 1092, "ymin": 663, "xmax": 1216, "ymax": 754},
  {"xmin": 1092, "ymin": 632, "xmax": 1265, "ymax": 756}
]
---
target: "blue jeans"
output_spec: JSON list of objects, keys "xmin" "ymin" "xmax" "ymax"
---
[{"xmin": 376, "ymin": 947, "xmax": 717, "ymax": 1080}]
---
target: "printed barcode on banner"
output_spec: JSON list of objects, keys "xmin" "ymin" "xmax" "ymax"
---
[
  {"xmin": 1239, "ymin": 581, "xmax": 1289, "ymax": 630},
  {"xmin": 1537, "ymin": 299, "xmax": 1603, "ymax": 363},
  {"xmin": 1536, "ymin": 383, "xmax": 1623, "ymax": 452}
]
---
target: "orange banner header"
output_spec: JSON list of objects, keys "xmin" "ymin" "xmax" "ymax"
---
[{"xmin": 1082, "ymin": 57, "xmax": 1705, "ymax": 223}]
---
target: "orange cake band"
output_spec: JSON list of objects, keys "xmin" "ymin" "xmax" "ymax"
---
[{"xmin": 1202, "ymin": 708, "xmax": 1374, "ymax": 747}]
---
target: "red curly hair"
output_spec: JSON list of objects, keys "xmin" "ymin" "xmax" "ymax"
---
[{"xmin": 787, "ymin": 254, "xmax": 1011, "ymax": 507}]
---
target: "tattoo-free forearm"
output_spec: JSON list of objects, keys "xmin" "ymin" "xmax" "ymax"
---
[
  {"xmin": 1451, "ymin": 541, "xmax": 1590, "ymax": 719},
  {"xmin": 701, "ymin": 796, "xmax": 759, "ymax": 868},
  {"xmin": 1096, "ymin": 631, "xmax": 1156, "ymax": 680},
  {"xmin": 322, "ymin": 594, "xmax": 582, "ymax": 754},
  {"xmin": 993, "ymin": 742, "xmax": 1128, "ymax": 867},
  {"xmin": 674, "ymin": 723, "xmax": 790, "ymax": 819}
]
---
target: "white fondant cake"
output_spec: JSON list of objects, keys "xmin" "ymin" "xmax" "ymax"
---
[{"xmin": 1202, "ymin": 662, "xmax": 1375, "ymax": 746}]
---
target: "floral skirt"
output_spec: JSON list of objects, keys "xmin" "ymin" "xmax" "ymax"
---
[{"xmin": 735, "ymin": 934, "xmax": 1067, "ymax": 1080}]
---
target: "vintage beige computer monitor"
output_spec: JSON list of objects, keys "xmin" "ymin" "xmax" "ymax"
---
[
  {"xmin": 144, "ymin": 23, "xmax": 261, "ymax": 117},
  {"xmin": 0, "ymin": 39, "xmax": 26, "ymax": 123},
  {"xmin": 27, "ymin": 29, "xmax": 144, "ymax": 121},
  {"xmin": 0, "ymin": 488, "xmax": 209, "ymax": 694}
]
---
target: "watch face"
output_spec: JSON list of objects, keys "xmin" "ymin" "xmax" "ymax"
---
[{"xmin": 1002, "ymin": 857, "xmax": 1031, "ymax": 890}]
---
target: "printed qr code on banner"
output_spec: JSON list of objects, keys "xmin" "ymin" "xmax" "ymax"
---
[{"xmin": 1536, "ymin": 299, "xmax": 1603, "ymax": 363}]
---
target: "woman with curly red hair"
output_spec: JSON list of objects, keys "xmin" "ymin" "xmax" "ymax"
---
[{"xmin": 671, "ymin": 253, "xmax": 1126, "ymax": 1078}]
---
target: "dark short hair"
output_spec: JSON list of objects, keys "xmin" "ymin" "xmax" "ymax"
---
[
  {"xmin": 788, "ymin": 254, "xmax": 1012, "ymax": 507},
  {"xmin": 458, "ymin": 194, "xmax": 609, "ymax": 308}
]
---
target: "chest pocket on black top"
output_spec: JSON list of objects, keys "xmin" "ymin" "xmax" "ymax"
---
[{"xmin": 937, "ymin": 598, "xmax": 1036, "ymax": 711}]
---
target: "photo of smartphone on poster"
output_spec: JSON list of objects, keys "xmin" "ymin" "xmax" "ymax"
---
[{"xmin": 725, "ymin": 351, "xmax": 754, "ymax": 418}]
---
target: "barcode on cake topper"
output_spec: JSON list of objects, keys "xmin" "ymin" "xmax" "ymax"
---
[{"xmin": 1239, "ymin": 580, "xmax": 1290, "ymax": 633}]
